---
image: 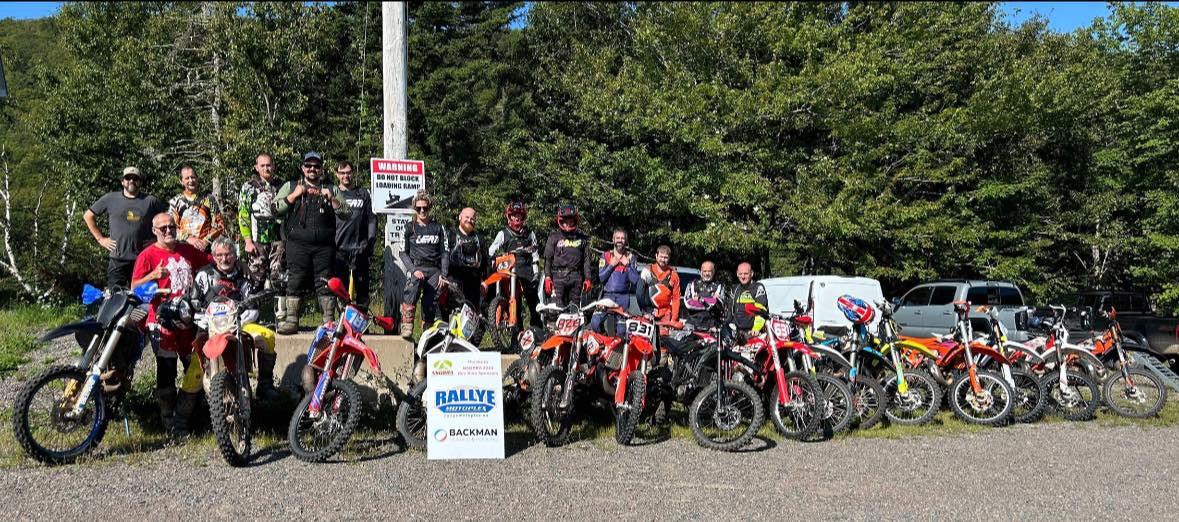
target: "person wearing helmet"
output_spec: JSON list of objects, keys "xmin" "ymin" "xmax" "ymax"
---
[
  {"xmin": 544, "ymin": 204, "xmax": 594, "ymax": 308},
  {"xmin": 488, "ymin": 201, "xmax": 542, "ymax": 327},
  {"xmin": 726, "ymin": 262, "xmax": 769, "ymax": 337},
  {"xmin": 131, "ymin": 212, "xmax": 212, "ymax": 437}
]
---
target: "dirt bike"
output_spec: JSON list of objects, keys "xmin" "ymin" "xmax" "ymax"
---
[
  {"xmin": 1021, "ymin": 306, "xmax": 1104, "ymax": 421},
  {"xmin": 395, "ymin": 280, "xmax": 484, "ymax": 450},
  {"xmin": 778, "ymin": 302, "xmax": 855, "ymax": 438},
  {"xmin": 899, "ymin": 301, "xmax": 1015, "ymax": 426},
  {"xmin": 605, "ymin": 307, "xmax": 683, "ymax": 445},
  {"xmin": 12, "ymin": 282, "xmax": 163, "ymax": 464},
  {"xmin": 1084, "ymin": 308, "xmax": 1167, "ymax": 418},
  {"xmin": 826, "ymin": 295, "xmax": 889, "ymax": 430},
  {"xmin": 502, "ymin": 301, "xmax": 566, "ymax": 413},
  {"xmin": 665, "ymin": 298, "xmax": 765, "ymax": 451},
  {"xmin": 482, "ymin": 246, "xmax": 538, "ymax": 352},
  {"xmin": 871, "ymin": 301, "xmax": 943, "ymax": 426},
  {"xmin": 530, "ymin": 298, "xmax": 623, "ymax": 447},
  {"xmin": 193, "ymin": 288, "xmax": 277, "ymax": 466},
  {"xmin": 731, "ymin": 304, "xmax": 825, "ymax": 441},
  {"xmin": 288, "ymin": 278, "xmax": 394, "ymax": 462},
  {"xmin": 973, "ymin": 305, "xmax": 1049, "ymax": 423}
]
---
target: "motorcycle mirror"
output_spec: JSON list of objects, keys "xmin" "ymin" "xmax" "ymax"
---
[
  {"xmin": 326, "ymin": 277, "xmax": 350, "ymax": 301},
  {"xmin": 82, "ymin": 284, "xmax": 104, "ymax": 305},
  {"xmin": 133, "ymin": 281, "xmax": 160, "ymax": 302}
]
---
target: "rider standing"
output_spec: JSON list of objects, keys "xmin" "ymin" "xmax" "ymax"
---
[
  {"xmin": 640, "ymin": 245, "xmax": 682, "ymax": 323},
  {"xmin": 447, "ymin": 207, "xmax": 485, "ymax": 310},
  {"xmin": 683, "ymin": 260, "xmax": 725, "ymax": 329},
  {"xmin": 399, "ymin": 190, "xmax": 449, "ymax": 337},
  {"xmin": 591, "ymin": 227, "xmax": 638, "ymax": 334},
  {"xmin": 543, "ymin": 204, "xmax": 594, "ymax": 308},
  {"xmin": 726, "ymin": 262, "xmax": 768, "ymax": 338},
  {"xmin": 488, "ymin": 201, "xmax": 541, "ymax": 327},
  {"xmin": 237, "ymin": 153, "xmax": 286, "ymax": 318}
]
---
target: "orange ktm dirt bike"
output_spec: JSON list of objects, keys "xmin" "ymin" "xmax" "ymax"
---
[
  {"xmin": 483, "ymin": 246, "xmax": 539, "ymax": 353},
  {"xmin": 1084, "ymin": 307, "xmax": 1167, "ymax": 418},
  {"xmin": 899, "ymin": 301, "xmax": 1015, "ymax": 426}
]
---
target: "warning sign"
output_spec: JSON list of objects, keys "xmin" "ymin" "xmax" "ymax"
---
[{"xmin": 371, "ymin": 158, "xmax": 425, "ymax": 213}]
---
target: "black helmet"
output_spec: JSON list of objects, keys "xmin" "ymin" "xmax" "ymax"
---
[
  {"xmin": 556, "ymin": 204, "xmax": 579, "ymax": 231},
  {"xmin": 157, "ymin": 298, "xmax": 193, "ymax": 331}
]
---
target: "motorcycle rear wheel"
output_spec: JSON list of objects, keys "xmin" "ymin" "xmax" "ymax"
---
[
  {"xmin": 614, "ymin": 371, "xmax": 646, "ymax": 445},
  {"xmin": 882, "ymin": 369, "xmax": 942, "ymax": 426},
  {"xmin": 12, "ymin": 365, "xmax": 109, "ymax": 465},
  {"xmin": 689, "ymin": 380, "xmax": 764, "ymax": 451},
  {"xmin": 287, "ymin": 379, "xmax": 362, "ymax": 462},
  {"xmin": 808, "ymin": 374, "xmax": 853, "ymax": 440},
  {"xmin": 1010, "ymin": 368, "xmax": 1048, "ymax": 424},
  {"xmin": 849, "ymin": 375, "xmax": 887, "ymax": 430},
  {"xmin": 396, "ymin": 380, "xmax": 429, "ymax": 450},
  {"xmin": 209, "ymin": 370, "xmax": 252, "ymax": 466},
  {"xmin": 1042, "ymin": 370, "xmax": 1100, "ymax": 421}
]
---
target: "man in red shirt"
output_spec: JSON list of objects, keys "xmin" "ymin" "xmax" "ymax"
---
[
  {"xmin": 641, "ymin": 245, "xmax": 682, "ymax": 323},
  {"xmin": 132, "ymin": 212, "xmax": 211, "ymax": 437}
]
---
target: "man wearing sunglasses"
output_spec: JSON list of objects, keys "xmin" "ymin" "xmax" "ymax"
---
[
  {"xmin": 398, "ymin": 190, "xmax": 449, "ymax": 337},
  {"xmin": 84, "ymin": 166, "xmax": 168, "ymax": 288},
  {"xmin": 274, "ymin": 152, "xmax": 349, "ymax": 334}
]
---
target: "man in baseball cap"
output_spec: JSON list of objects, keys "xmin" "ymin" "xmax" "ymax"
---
[{"xmin": 83, "ymin": 165, "xmax": 167, "ymax": 287}]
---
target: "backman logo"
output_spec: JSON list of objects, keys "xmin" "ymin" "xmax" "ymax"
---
[
  {"xmin": 433, "ymin": 429, "xmax": 448, "ymax": 442},
  {"xmin": 434, "ymin": 386, "xmax": 497, "ymax": 413}
]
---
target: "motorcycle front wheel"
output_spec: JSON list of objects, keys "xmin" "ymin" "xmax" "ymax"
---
[
  {"xmin": 12, "ymin": 365, "xmax": 109, "ymax": 465},
  {"xmin": 209, "ymin": 370, "xmax": 252, "ymax": 466},
  {"xmin": 948, "ymin": 370, "xmax": 1014, "ymax": 426},
  {"xmin": 1042, "ymin": 370, "xmax": 1100, "ymax": 421},
  {"xmin": 531, "ymin": 365, "xmax": 575, "ymax": 447},
  {"xmin": 396, "ymin": 380, "xmax": 428, "ymax": 450},
  {"xmin": 485, "ymin": 296, "xmax": 518, "ymax": 353},
  {"xmin": 287, "ymin": 379, "xmax": 362, "ymax": 462},
  {"xmin": 849, "ymin": 375, "xmax": 886, "ymax": 430},
  {"xmin": 614, "ymin": 371, "xmax": 646, "ymax": 445},
  {"xmin": 768, "ymin": 371, "xmax": 823, "ymax": 441},
  {"xmin": 1103, "ymin": 368, "xmax": 1166, "ymax": 418},
  {"xmin": 689, "ymin": 380, "xmax": 764, "ymax": 451}
]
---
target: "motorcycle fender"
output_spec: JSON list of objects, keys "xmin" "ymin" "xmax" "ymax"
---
[
  {"xmin": 777, "ymin": 341, "xmax": 820, "ymax": 359},
  {"xmin": 203, "ymin": 333, "xmax": 234, "ymax": 360},
  {"xmin": 1061, "ymin": 346, "xmax": 1105, "ymax": 371},
  {"xmin": 539, "ymin": 335, "xmax": 573, "ymax": 351},
  {"xmin": 482, "ymin": 272, "xmax": 507, "ymax": 287},
  {"xmin": 895, "ymin": 339, "xmax": 940, "ymax": 362},
  {"xmin": 1003, "ymin": 342, "xmax": 1045, "ymax": 365},
  {"xmin": 447, "ymin": 338, "xmax": 480, "ymax": 353},
  {"xmin": 967, "ymin": 344, "xmax": 1012, "ymax": 366},
  {"xmin": 810, "ymin": 345, "xmax": 852, "ymax": 370},
  {"xmin": 631, "ymin": 337, "xmax": 654, "ymax": 355},
  {"xmin": 341, "ymin": 336, "xmax": 382, "ymax": 374},
  {"xmin": 416, "ymin": 325, "xmax": 446, "ymax": 356},
  {"xmin": 721, "ymin": 350, "xmax": 759, "ymax": 370},
  {"xmin": 38, "ymin": 319, "xmax": 103, "ymax": 343},
  {"xmin": 241, "ymin": 323, "xmax": 276, "ymax": 353}
]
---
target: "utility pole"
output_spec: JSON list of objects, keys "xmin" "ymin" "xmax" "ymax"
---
[{"xmin": 382, "ymin": 2, "xmax": 411, "ymax": 324}]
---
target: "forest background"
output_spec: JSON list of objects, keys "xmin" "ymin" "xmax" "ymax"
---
[{"xmin": 0, "ymin": 1, "xmax": 1176, "ymax": 312}]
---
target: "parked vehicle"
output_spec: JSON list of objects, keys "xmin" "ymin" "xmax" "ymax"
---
[
  {"xmin": 1025, "ymin": 306, "xmax": 1103, "ymax": 421},
  {"xmin": 1086, "ymin": 308, "xmax": 1167, "ymax": 418},
  {"xmin": 396, "ymin": 280, "xmax": 484, "ymax": 450},
  {"xmin": 194, "ymin": 289, "xmax": 277, "ymax": 466},
  {"xmin": 288, "ymin": 278, "xmax": 395, "ymax": 462},
  {"xmin": 761, "ymin": 276, "xmax": 886, "ymax": 332},
  {"xmin": 892, "ymin": 280, "xmax": 1028, "ymax": 340},
  {"xmin": 868, "ymin": 301, "xmax": 943, "ymax": 426},
  {"xmin": 828, "ymin": 295, "xmax": 890, "ymax": 430},
  {"xmin": 974, "ymin": 305, "xmax": 1049, "ymax": 423},
  {"xmin": 1067, "ymin": 290, "xmax": 1179, "ymax": 359},
  {"xmin": 12, "ymin": 282, "xmax": 162, "ymax": 465}
]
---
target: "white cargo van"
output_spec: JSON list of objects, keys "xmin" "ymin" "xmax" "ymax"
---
[{"xmin": 760, "ymin": 276, "xmax": 886, "ymax": 332}]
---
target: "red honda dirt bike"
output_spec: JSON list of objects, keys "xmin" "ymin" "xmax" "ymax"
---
[
  {"xmin": 733, "ymin": 304, "xmax": 825, "ymax": 441},
  {"xmin": 900, "ymin": 301, "xmax": 1015, "ymax": 426},
  {"xmin": 483, "ymin": 246, "xmax": 538, "ymax": 352},
  {"xmin": 529, "ymin": 298, "xmax": 627, "ymax": 447},
  {"xmin": 287, "ymin": 278, "xmax": 395, "ymax": 462}
]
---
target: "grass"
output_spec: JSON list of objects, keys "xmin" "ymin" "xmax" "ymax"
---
[{"xmin": 0, "ymin": 304, "xmax": 83, "ymax": 377}]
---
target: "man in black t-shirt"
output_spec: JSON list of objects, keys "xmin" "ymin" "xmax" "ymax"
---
[
  {"xmin": 332, "ymin": 161, "xmax": 377, "ymax": 307},
  {"xmin": 83, "ymin": 166, "xmax": 167, "ymax": 288}
]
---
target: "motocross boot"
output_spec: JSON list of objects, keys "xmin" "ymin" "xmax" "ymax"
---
[
  {"xmin": 400, "ymin": 303, "xmax": 416, "ymax": 339},
  {"xmin": 255, "ymin": 351, "xmax": 282, "ymax": 402},
  {"xmin": 277, "ymin": 296, "xmax": 301, "ymax": 335},
  {"xmin": 173, "ymin": 391, "xmax": 200, "ymax": 438},
  {"xmin": 318, "ymin": 295, "xmax": 337, "ymax": 325},
  {"xmin": 153, "ymin": 387, "xmax": 179, "ymax": 436}
]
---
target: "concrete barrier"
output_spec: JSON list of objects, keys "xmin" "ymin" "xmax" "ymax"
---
[{"xmin": 273, "ymin": 332, "xmax": 517, "ymax": 400}]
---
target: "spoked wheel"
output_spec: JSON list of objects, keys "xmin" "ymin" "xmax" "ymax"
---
[
  {"xmin": 614, "ymin": 371, "xmax": 646, "ymax": 445},
  {"xmin": 689, "ymin": 380, "xmax": 765, "ymax": 451},
  {"xmin": 768, "ymin": 371, "xmax": 823, "ymax": 441},
  {"xmin": 848, "ymin": 376, "xmax": 887, "ymax": 430},
  {"xmin": 1009, "ymin": 368, "xmax": 1048, "ymax": 423},
  {"xmin": 883, "ymin": 369, "xmax": 942, "ymax": 426},
  {"xmin": 485, "ymin": 296, "xmax": 519, "ymax": 353},
  {"xmin": 530, "ymin": 365, "xmax": 575, "ymax": 447},
  {"xmin": 12, "ymin": 365, "xmax": 110, "ymax": 465},
  {"xmin": 209, "ymin": 371, "xmax": 252, "ymax": 466},
  {"xmin": 395, "ymin": 380, "xmax": 429, "ymax": 450},
  {"xmin": 287, "ymin": 379, "xmax": 362, "ymax": 462},
  {"xmin": 1042, "ymin": 370, "xmax": 1101, "ymax": 421},
  {"xmin": 1103, "ymin": 368, "xmax": 1166, "ymax": 418},
  {"xmin": 948, "ymin": 370, "xmax": 1014, "ymax": 426},
  {"xmin": 808, "ymin": 374, "xmax": 853, "ymax": 439},
  {"xmin": 503, "ymin": 357, "xmax": 530, "ymax": 414}
]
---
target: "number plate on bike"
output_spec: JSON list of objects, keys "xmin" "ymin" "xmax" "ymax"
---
[
  {"xmin": 344, "ymin": 306, "xmax": 369, "ymax": 333},
  {"xmin": 770, "ymin": 319, "xmax": 791, "ymax": 340},
  {"xmin": 458, "ymin": 305, "xmax": 481, "ymax": 340},
  {"xmin": 625, "ymin": 319, "xmax": 654, "ymax": 339},
  {"xmin": 555, "ymin": 313, "xmax": 582, "ymax": 336}
]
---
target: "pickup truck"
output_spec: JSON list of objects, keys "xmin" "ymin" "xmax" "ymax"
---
[
  {"xmin": 891, "ymin": 280, "xmax": 1031, "ymax": 341},
  {"xmin": 1048, "ymin": 291, "xmax": 1179, "ymax": 362}
]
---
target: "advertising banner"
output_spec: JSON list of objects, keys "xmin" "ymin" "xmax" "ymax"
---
[{"xmin": 425, "ymin": 352, "xmax": 505, "ymax": 460}]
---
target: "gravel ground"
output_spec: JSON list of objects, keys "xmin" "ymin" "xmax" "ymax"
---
[{"xmin": 3, "ymin": 422, "xmax": 1176, "ymax": 520}]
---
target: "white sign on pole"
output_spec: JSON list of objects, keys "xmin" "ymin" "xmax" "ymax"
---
[
  {"xmin": 384, "ymin": 211, "xmax": 414, "ymax": 247},
  {"xmin": 425, "ymin": 352, "xmax": 505, "ymax": 460},
  {"xmin": 370, "ymin": 158, "xmax": 425, "ymax": 214}
]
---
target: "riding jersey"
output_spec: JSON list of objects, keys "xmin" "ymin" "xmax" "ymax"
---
[
  {"xmin": 190, "ymin": 263, "xmax": 254, "ymax": 309},
  {"xmin": 544, "ymin": 229, "xmax": 593, "ymax": 281},
  {"xmin": 727, "ymin": 281, "xmax": 768, "ymax": 331},
  {"xmin": 449, "ymin": 227, "xmax": 485, "ymax": 271},
  {"xmin": 488, "ymin": 226, "xmax": 540, "ymax": 281},
  {"xmin": 400, "ymin": 219, "xmax": 450, "ymax": 273},
  {"xmin": 598, "ymin": 250, "xmax": 639, "ymax": 294},
  {"xmin": 237, "ymin": 174, "xmax": 284, "ymax": 244},
  {"xmin": 169, "ymin": 192, "xmax": 225, "ymax": 243}
]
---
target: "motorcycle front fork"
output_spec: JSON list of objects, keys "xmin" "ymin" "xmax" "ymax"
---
[{"xmin": 71, "ymin": 315, "xmax": 134, "ymax": 415}]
